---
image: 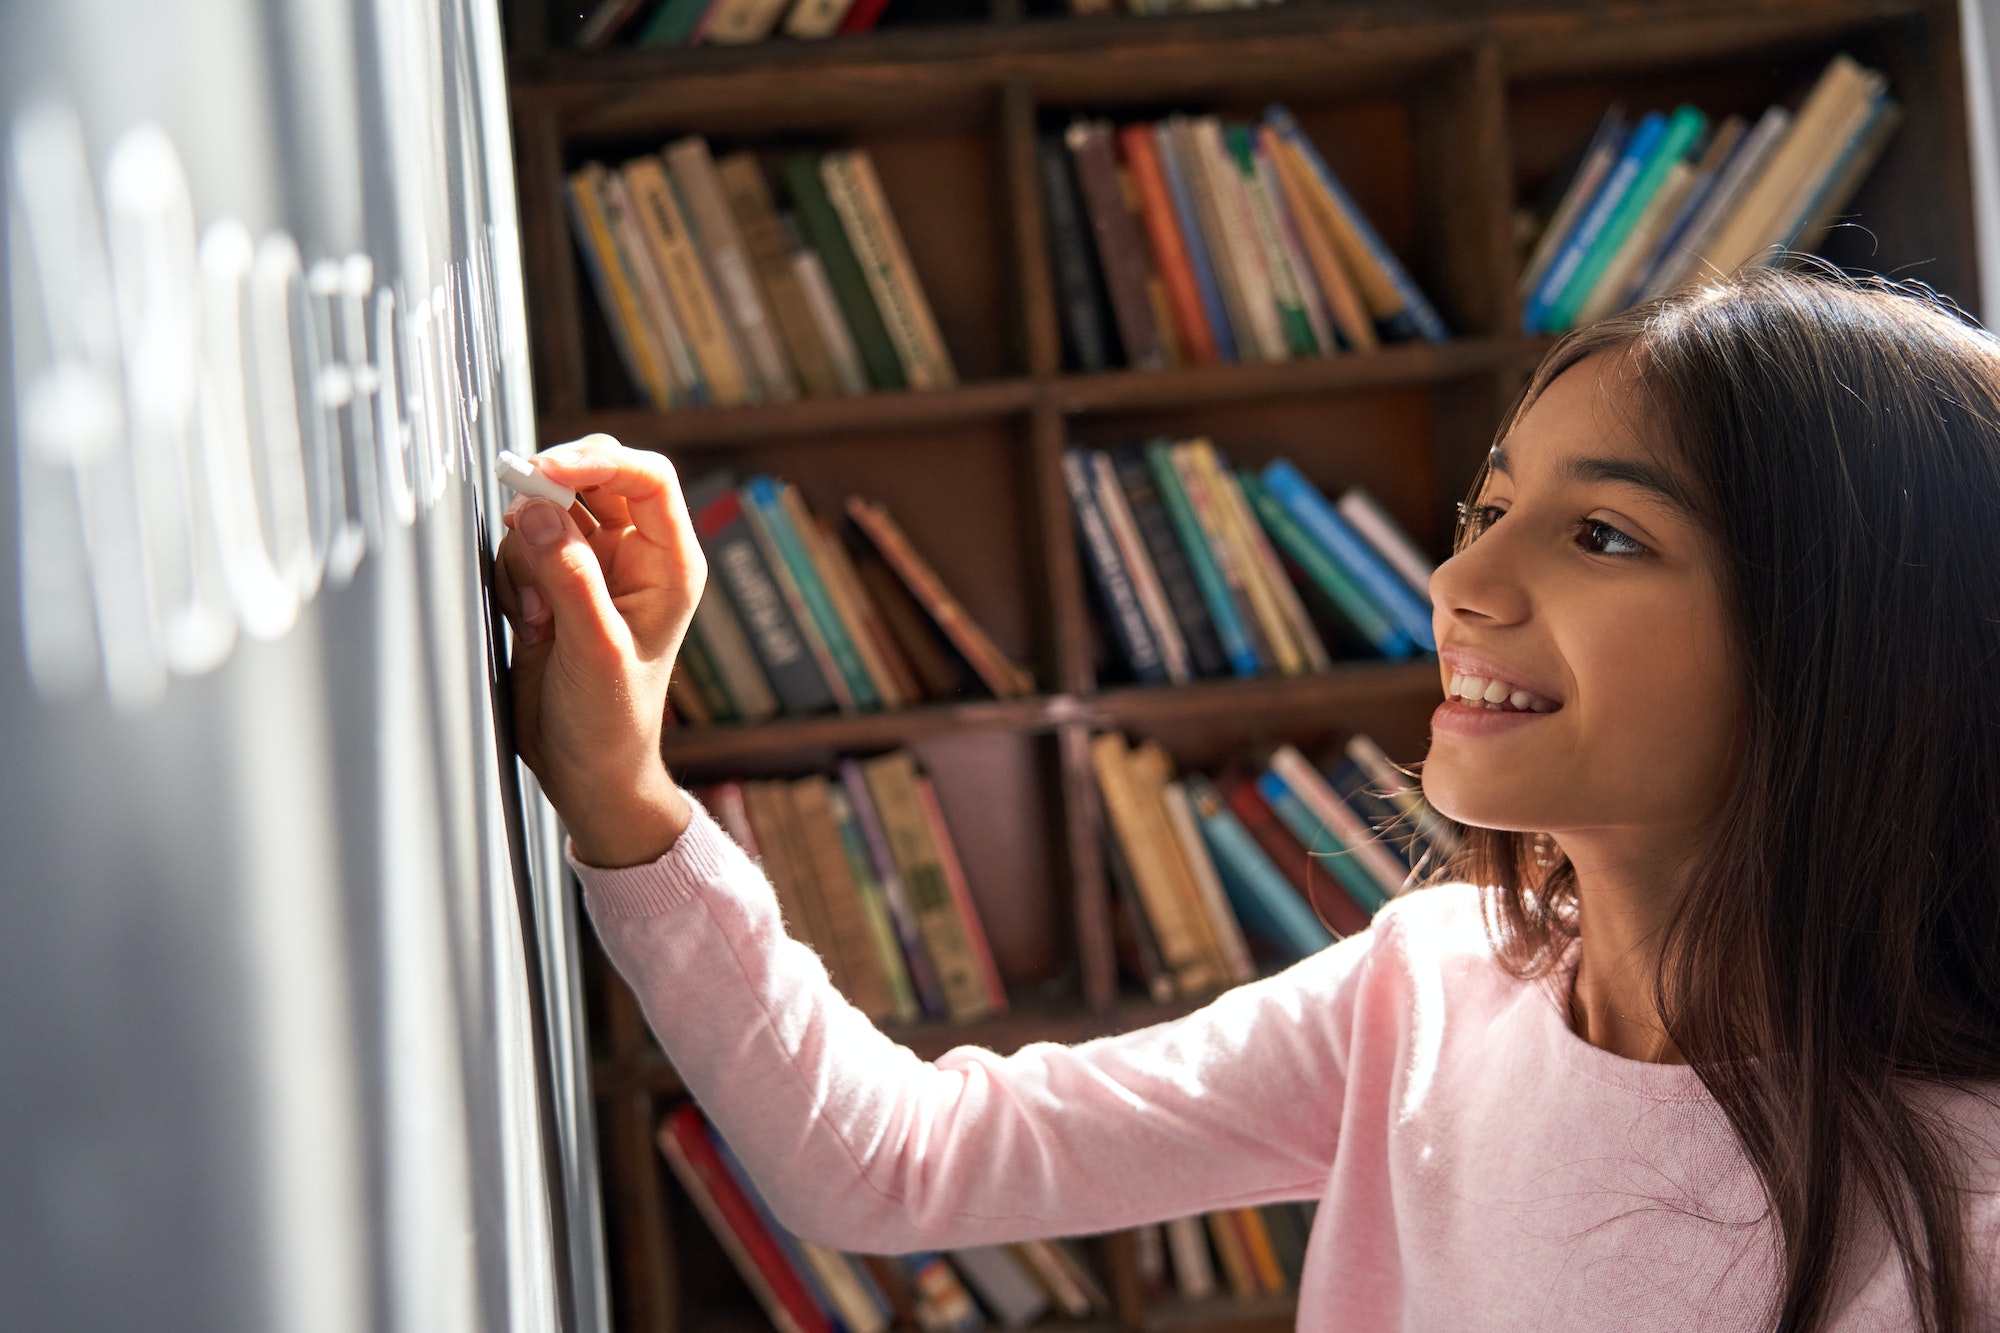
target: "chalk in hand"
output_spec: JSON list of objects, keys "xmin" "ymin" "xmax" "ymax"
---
[{"xmin": 496, "ymin": 449, "xmax": 576, "ymax": 510}]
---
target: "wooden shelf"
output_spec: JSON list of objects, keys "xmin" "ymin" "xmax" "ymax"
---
[{"xmin": 540, "ymin": 336, "xmax": 1541, "ymax": 452}]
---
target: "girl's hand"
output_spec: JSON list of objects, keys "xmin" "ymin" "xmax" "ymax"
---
[{"xmin": 492, "ymin": 436, "xmax": 705, "ymax": 867}]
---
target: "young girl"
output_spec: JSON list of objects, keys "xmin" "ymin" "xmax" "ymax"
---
[{"xmin": 496, "ymin": 267, "xmax": 2000, "ymax": 1331}]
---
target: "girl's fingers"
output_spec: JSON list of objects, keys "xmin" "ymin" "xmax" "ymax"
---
[{"xmin": 530, "ymin": 436, "xmax": 692, "ymax": 555}]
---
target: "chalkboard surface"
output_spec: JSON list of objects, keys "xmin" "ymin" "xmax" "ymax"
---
[{"xmin": 0, "ymin": 3, "xmax": 606, "ymax": 1331}]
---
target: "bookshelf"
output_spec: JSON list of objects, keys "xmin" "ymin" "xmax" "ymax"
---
[{"xmin": 505, "ymin": 2, "xmax": 1980, "ymax": 1329}]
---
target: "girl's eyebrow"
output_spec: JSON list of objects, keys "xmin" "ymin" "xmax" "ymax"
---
[{"xmin": 1488, "ymin": 445, "xmax": 1694, "ymax": 516}]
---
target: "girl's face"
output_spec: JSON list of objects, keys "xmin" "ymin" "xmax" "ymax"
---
[{"xmin": 1422, "ymin": 353, "xmax": 1743, "ymax": 841}]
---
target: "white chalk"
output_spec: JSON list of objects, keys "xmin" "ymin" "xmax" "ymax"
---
[{"xmin": 495, "ymin": 449, "xmax": 576, "ymax": 510}]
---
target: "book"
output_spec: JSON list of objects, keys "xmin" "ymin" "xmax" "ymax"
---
[
  {"xmin": 849, "ymin": 537, "xmax": 973, "ymax": 699},
  {"xmin": 1153, "ymin": 119, "xmax": 1239, "ymax": 362},
  {"xmin": 1090, "ymin": 732, "xmax": 1220, "ymax": 994},
  {"xmin": 1119, "ymin": 122, "xmax": 1219, "ymax": 364},
  {"xmin": 1519, "ymin": 103, "xmax": 1627, "ymax": 301},
  {"xmin": 1261, "ymin": 122, "xmax": 1374, "ymax": 352},
  {"xmin": 1613, "ymin": 114, "xmax": 1747, "ymax": 311},
  {"xmin": 1202, "ymin": 446, "xmax": 1334, "ymax": 673},
  {"xmin": 1110, "ymin": 447, "xmax": 1227, "ymax": 678},
  {"xmin": 949, "ymin": 1246, "xmax": 1049, "ymax": 1327},
  {"xmin": 638, "ymin": 0, "xmax": 715, "ymax": 44},
  {"xmin": 784, "ymin": 152, "xmax": 906, "ymax": 391},
  {"xmin": 900, "ymin": 1253, "xmax": 985, "ymax": 1331},
  {"xmin": 688, "ymin": 469, "xmax": 837, "ymax": 715},
  {"xmin": 1522, "ymin": 108, "xmax": 1668, "ymax": 333},
  {"xmin": 719, "ymin": 154, "xmax": 844, "ymax": 399},
  {"xmin": 1543, "ymin": 103, "xmax": 1707, "ymax": 333},
  {"xmin": 783, "ymin": 0, "xmax": 859, "ymax": 39},
  {"xmin": 1092, "ymin": 449, "xmax": 1191, "ymax": 683},
  {"xmin": 1193, "ymin": 116, "xmax": 1289, "ymax": 363},
  {"xmin": 688, "ymin": 574, "xmax": 781, "ymax": 722},
  {"xmin": 665, "ymin": 136, "xmax": 798, "ymax": 402},
  {"xmin": 1264, "ymin": 104, "xmax": 1448, "ymax": 343},
  {"xmin": 789, "ymin": 775, "xmax": 902, "ymax": 1021},
  {"xmin": 1206, "ymin": 1210, "xmax": 1259, "ymax": 1298},
  {"xmin": 622, "ymin": 155, "xmax": 754, "ymax": 406},
  {"xmin": 1260, "ymin": 458, "xmax": 1435, "ymax": 651},
  {"xmin": 836, "ymin": 0, "xmax": 892, "ymax": 33},
  {"xmin": 861, "ymin": 750, "xmax": 998, "ymax": 1023},
  {"xmin": 1164, "ymin": 1214, "xmax": 1217, "ymax": 1299},
  {"xmin": 1129, "ymin": 743, "xmax": 1238, "ymax": 982},
  {"xmin": 1344, "ymin": 732, "xmax": 1459, "ymax": 864},
  {"xmin": 700, "ymin": 0, "xmax": 793, "ymax": 43},
  {"xmin": 1240, "ymin": 470, "xmax": 1410, "ymax": 659},
  {"xmin": 564, "ymin": 164, "xmax": 674, "ymax": 408},
  {"xmin": 784, "ymin": 215, "xmax": 870, "ymax": 395},
  {"xmin": 575, "ymin": 0, "xmax": 646, "ymax": 48},
  {"xmin": 1066, "ymin": 446, "xmax": 1165, "ymax": 684},
  {"xmin": 838, "ymin": 758, "xmax": 949, "ymax": 1020},
  {"xmin": 1229, "ymin": 124, "xmax": 1321, "ymax": 357},
  {"xmin": 655, "ymin": 1106, "xmax": 833, "ymax": 1333},
  {"xmin": 1639, "ymin": 104, "xmax": 1792, "ymax": 301},
  {"xmin": 748, "ymin": 477, "xmax": 881, "ymax": 710},
  {"xmin": 1255, "ymin": 768, "xmax": 1390, "ymax": 915},
  {"xmin": 1169, "ymin": 441, "xmax": 1275, "ymax": 671},
  {"xmin": 1186, "ymin": 444, "xmax": 1311, "ymax": 675},
  {"xmin": 740, "ymin": 779, "xmax": 840, "ymax": 960},
  {"xmin": 1038, "ymin": 134, "xmax": 1117, "ymax": 372},
  {"xmin": 1104, "ymin": 817, "xmax": 1178, "ymax": 1002},
  {"xmin": 1066, "ymin": 119, "xmax": 1166, "ymax": 371},
  {"xmin": 1147, "ymin": 439, "xmax": 1259, "ymax": 676},
  {"xmin": 1251, "ymin": 131, "xmax": 1341, "ymax": 353},
  {"xmin": 1187, "ymin": 773, "xmax": 1342, "ymax": 956},
  {"xmin": 826, "ymin": 782, "xmax": 922, "ymax": 1024},
  {"xmin": 1009, "ymin": 1239, "xmax": 1097, "ymax": 1319},
  {"xmin": 821, "ymin": 150, "xmax": 957, "ymax": 389},
  {"xmin": 666, "ymin": 644, "xmax": 715, "ymax": 726},
  {"xmin": 1269, "ymin": 743, "xmax": 1409, "ymax": 900},
  {"xmin": 600, "ymin": 167, "xmax": 703, "ymax": 405},
  {"xmin": 1160, "ymin": 778, "xmax": 1256, "ymax": 983},
  {"xmin": 1790, "ymin": 95, "xmax": 1903, "ymax": 256},
  {"xmin": 1215, "ymin": 770, "xmax": 1371, "ymax": 937},
  {"xmin": 739, "ymin": 480, "xmax": 858, "ymax": 714},
  {"xmin": 844, "ymin": 496, "xmax": 1035, "ymax": 698},
  {"xmin": 1234, "ymin": 1207, "xmax": 1288, "ymax": 1294},
  {"xmin": 811, "ymin": 512, "xmax": 923, "ymax": 706},
  {"xmin": 914, "ymin": 773, "xmax": 1008, "ymax": 1015},
  {"xmin": 1571, "ymin": 136, "xmax": 1705, "ymax": 327},
  {"xmin": 1771, "ymin": 82, "xmax": 1894, "ymax": 254},
  {"xmin": 1336, "ymin": 485, "xmax": 1434, "ymax": 601}
]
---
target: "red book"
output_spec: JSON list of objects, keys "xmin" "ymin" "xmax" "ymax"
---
[
  {"xmin": 836, "ymin": 0, "xmax": 891, "ymax": 33},
  {"xmin": 1217, "ymin": 770, "xmax": 1371, "ymax": 937},
  {"xmin": 1117, "ymin": 123, "xmax": 1219, "ymax": 366},
  {"xmin": 655, "ymin": 1107, "xmax": 833, "ymax": 1333}
]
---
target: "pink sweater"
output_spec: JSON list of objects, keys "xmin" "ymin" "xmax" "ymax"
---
[{"xmin": 576, "ymin": 787, "xmax": 2000, "ymax": 1329}]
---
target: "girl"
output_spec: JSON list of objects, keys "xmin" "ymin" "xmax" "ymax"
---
[{"xmin": 496, "ymin": 267, "xmax": 2000, "ymax": 1330}]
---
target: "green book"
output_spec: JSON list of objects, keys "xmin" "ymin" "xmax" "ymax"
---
[
  {"xmin": 1146, "ymin": 439, "xmax": 1260, "ymax": 677},
  {"xmin": 1238, "ymin": 470, "xmax": 1410, "ymax": 660},
  {"xmin": 782, "ymin": 153, "xmax": 906, "ymax": 392},
  {"xmin": 1548, "ymin": 104, "xmax": 1707, "ymax": 332},
  {"xmin": 677, "ymin": 622, "xmax": 739, "ymax": 721},
  {"xmin": 827, "ymin": 785, "xmax": 921, "ymax": 1024},
  {"xmin": 745, "ymin": 476, "xmax": 881, "ymax": 711},
  {"xmin": 636, "ymin": 0, "xmax": 711, "ymax": 45},
  {"xmin": 1227, "ymin": 124, "xmax": 1319, "ymax": 357}
]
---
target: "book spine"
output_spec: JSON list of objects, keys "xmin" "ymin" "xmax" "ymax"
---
[
  {"xmin": 699, "ymin": 0, "xmax": 793, "ymax": 44},
  {"xmin": 1270, "ymin": 745, "xmax": 1410, "ymax": 898},
  {"xmin": 655, "ymin": 1110, "xmax": 821, "ymax": 1333},
  {"xmin": 1216, "ymin": 773, "xmax": 1370, "ymax": 937},
  {"xmin": 861, "ymin": 751, "xmax": 996, "ymax": 1023},
  {"xmin": 843, "ymin": 496, "xmax": 1034, "ymax": 698},
  {"xmin": 811, "ymin": 511, "xmax": 923, "ymax": 707},
  {"xmin": 1253, "ymin": 137, "xmax": 1337, "ymax": 355},
  {"xmin": 1260, "ymin": 458, "xmax": 1435, "ymax": 651},
  {"xmin": 1064, "ymin": 449, "xmax": 1167, "ymax": 684},
  {"xmin": 740, "ymin": 781, "xmax": 840, "ymax": 963},
  {"xmin": 1205, "ymin": 1211, "xmax": 1258, "ymax": 1298},
  {"xmin": 785, "ymin": 218, "xmax": 871, "ymax": 395},
  {"xmin": 1260, "ymin": 124, "xmax": 1377, "ymax": 352},
  {"xmin": 1153, "ymin": 120, "xmax": 1238, "ymax": 362},
  {"xmin": 1344, "ymin": 732, "xmax": 1459, "ymax": 862},
  {"xmin": 1037, "ymin": 134, "xmax": 1117, "ymax": 373},
  {"xmin": 1775, "ymin": 82, "xmax": 1891, "ymax": 253},
  {"xmin": 1194, "ymin": 117, "xmax": 1288, "ymax": 363},
  {"xmin": 782, "ymin": 0, "xmax": 858, "ymax": 39},
  {"xmin": 1240, "ymin": 471, "xmax": 1409, "ymax": 658},
  {"xmin": 689, "ymin": 582, "xmax": 781, "ymax": 721},
  {"xmin": 738, "ymin": 484, "xmax": 857, "ymax": 713},
  {"xmin": 1234, "ymin": 1208, "xmax": 1287, "ymax": 1294},
  {"xmin": 853, "ymin": 550, "xmax": 966, "ymax": 698},
  {"xmin": 788, "ymin": 776, "xmax": 899, "ymax": 1021},
  {"xmin": 622, "ymin": 156, "xmax": 752, "ymax": 406},
  {"xmin": 1171, "ymin": 441, "xmax": 1275, "ymax": 671},
  {"xmin": 1129, "ymin": 743, "xmax": 1236, "ymax": 981},
  {"xmin": 1088, "ymin": 733, "xmax": 1219, "ymax": 992},
  {"xmin": 837, "ymin": 759, "xmax": 948, "ymax": 1020},
  {"xmin": 705, "ymin": 1128, "xmax": 849, "ymax": 1327},
  {"xmin": 719, "ymin": 154, "xmax": 844, "ymax": 399},
  {"xmin": 1146, "ymin": 438, "xmax": 1259, "ymax": 676},
  {"xmin": 1111, "ymin": 447, "xmax": 1227, "ymax": 678},
  {"xmin": 1164, "ymin": 1215, "xmax": 1216, "ymax": 1299},
  {"xmin": 565, "ymin": 166, "xmax": 674, "ymax": 408},
  {"xmin": 754, "ymin": 477, "xmax": 883, "ymax": 710},
  {"xmin": 1160, "ymin": 779, "xmax": 1256, "ymax": 983},
  {"xmin": 835, "ymin": 0, "xmax": 891, "ymax": 32},
  {"xmin": 638, "ymin": 0, "xmax": 715, "ymax": 44},
  {"xmin": 1229, "ymin": 125, "xmax": 1320, "ymax": 357},
  {"xmin": 1170, "ymin": 118, "xmax": 1257, "ymax": 362},
  {"xmin": 1118, "ymin": 122, "xmax": 1218, "ymax": 364},
  {"xmin": 1187, "ymin": 773, "xmax": 1340, "ymax": 957},
  {"xmin": 1206, "ymin": 449, "xmax": 1334, "ymax": 672},
  {"xmin": 1519, "ymin": 104, "xmax": 1627, "ymax": 300},
  {"xmin": 693, "ymin": 483, "xmax": 838, "ymax": 715},
  {"xmin": 1066, "ymin": 119, "xmax": 1166, "ymax": 371},
  {"xmin": 667, "ymin": 639, "xmax": 716, "ymax": 725},
  {"xmin": 783, "ymin": 152, "xmax": 906, "ymax": 391},
  {"xmin": 1103, "ymin": 817, "xmax": 1178, "ymax": 1003},
  {"xmin": 1521, "ymin": 110, "xmax": 1667, "ymax": 333},
  {"xmin": 914, "ymin": 775, "xmax": 1008, "ymax": 1015},
  {"xmin": 1572, "ymin": 156, "xmax": 1701, "ymax": 327},
  {"xmin": 1642, "ymin": 105, "xmax": 1790, "ymax": 300},
  {"xmin": 600, "ymin": 168, "xmax": 701, "ymax": 405},
  {"xmin": 666, "ymin": 136, "xmax": 798, "ymax": 402},
  {"xmin": 1335, "ymin": 486, "xmax": 1434, "ymax": 602},
  {"xmin": 1617, "ymin": 114, "xmax": 1746, "ymax": 310},
  {"xmin": 1264, "ymin": 104, "xmax": 1448, "ymax": 342},
  {"xmin": 1256, "ymin": 770, "xmax": 1390, "ymax": 913},
  {"xmin": 1092, "ymin": 450, "xmax": 1191, "ymax": 683},
  {"xmin": 1790, "ymin": 95, "xmax": 1902, "ymax": 256},
  {"xmin": 821, "ymin": 151, "xmax": 956, "ymax": 390},
  {"xmin": 827, "ymin": 783, "xmax": 921, "ymax": 1024},
  {"xmin": 1188, "ymin": 444, "xmax": 1307, "ymax": 674}
]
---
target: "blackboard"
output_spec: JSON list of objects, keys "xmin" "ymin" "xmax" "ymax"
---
[{"xmin": 0, "ymin": 2, "xmax": 607, "ymax": 1330}]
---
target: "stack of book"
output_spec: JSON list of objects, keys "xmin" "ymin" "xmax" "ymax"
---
[
  {"xmin": 672, "ymin": 470, "xmax": 1033, "ymax": 728},
  {"xmin": 1093, "ymin": 730, "xmax": 1453, "ymax": 1004},
  {"xmin": 566, "ymin": 137, "xmax": 954, "ymax": 411},
  {"xmin": 696, "ymin": 747, "xmax": 1009, "ymax": 1026},
  {"xmin": 1133, "ymin": 1205, "xmax": 1317, "ymax": 1306},
  {"xmin": 1065, "ymin": 440, "xmax": 1435, "ymax": 687},
  {"xmin": 658, "ymin": 1104, "xmax": 1117, "ymax": 1332},
  {"xmin": 1041, "ymin": 106, "xmax": 1447, "ymax": 374},
  {"xmin": 573, "ymin": 0, "xmax": 895, "ymax": 50},
  {"xmin": 1520, "ymin": 53, "xmax": 1901, "ymax": 335}
]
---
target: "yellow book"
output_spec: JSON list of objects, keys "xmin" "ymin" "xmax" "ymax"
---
[
  {"xmin": 861, "ymin": 750, "xmax": 995, "ymax": 1023},
  {"xmin": 1263, "ymin": 125, "xmax": 1377, "ymax": 352},
  {"xmin": 1179, "ymin": 440, "xmax": 1306, "ymax": 676},
  {"xmin": 1193, "ymin": 438, "xmax": 1332, "ymax": 673},
  {"xmin": 565, "ymin": 164, "xmax": 673, "ymax": 408},
  {"xmin": 620, "ymin": 155, "xmax": 753, "ymax": 407},
  {"xmin": 788, "ymin": 776, "xmax": 899, "ymax": 1022},
  {"xmin": 1089, "ymin": 733, "xmax": 1221, "ymax": 994},
  {"xmin": 1234, "ymin": 1207, "xmax": 1288, "ymax": 1295},
  {"xmin": 1204, "ymin": 1211, "xmax": 1259, "ymax": 1299},
  {"xmin": 1131, "ymin": 744, "xmax": 1251, "ymax": 985},
  {"xmin": 821, "ymin": 150, "xmax": 957, "ymax": 389},
  {"xmin": 1275, "ymin": 134, "xmax": 1402, "ymax": 323}
]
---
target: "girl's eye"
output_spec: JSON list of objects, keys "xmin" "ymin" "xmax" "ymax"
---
[
  {"xmin": 1454, "ymin": 502, "xmax": 1505, "ymax": 551},
  {"xmin": 1579, "ymin": 519, "xmax": 1646, "ymax": 556}
]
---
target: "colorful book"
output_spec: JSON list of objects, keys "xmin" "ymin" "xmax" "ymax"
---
[
  {"xmin": 826, "ymin": 782, "xmax": 922, "ymax": 1024},
  {"xmin": 622, "ymin": 155, "xmax": 754, "ymax": 406},
  {"xmin": 1170, "ymin": 442, "xmax": 1274, "ymax": 671},
  {"xmin": 1255, "ymin": 769, "xmax": 1390, "ymax": 914},
  {"xmin": 789, "ymin": 775, "xmax": 901, "ymax": 1020},
  {"xmin": 1522, "ymin": 109, "xmax": 1668, "ymax": 333},
  {"xmin": 1240, "ymin": 470, "xmax": 1410, "ymax": 658},
  {"xmin": 1216, "ymin": 770, "xmax": 1371, "ymax": 936},
  {"xmin": 1091, "ymin": 449, "xmax": 1190, "ymax": 682},
  {"xmin": 1153, "ymin": 119, "xmax": 1239, "ymax": 362},
  {"xmin": 739, "ymin": 480, "xmax": 858, "ymax": 714},
  {"xmin": 665, "ymin": 136, "xmax": 796, "ymax": 401},
  {"xmin": 746, "ymin": 476, "xmax": 881, "ymax": 710},
  {"xmin": 838, "ymin": 758, "xmax": 948, "ymax": 1020},
  {"xmin": 1111, "ymin": 447, "xmax": 1228, "ymax": 678},
  {"xmin": 564, "ymin": 164, "xmax": 674, "ymax": 408},
  {"xmin": 1119, "ymin": 122, "xmax": 1219, "ymax": 364},
  {"xmin": 1185, "ymin": 774, "xmax": 1339, "ymax": 958},
  {"xmin": 1269, "ymin": 744, "xmax": 1409, "ymax": 900},
  {"xmin": 1147, "ymin": 438, "xmax": 1259, "ymax": 677},
  {"xmin": 719, "ymin": 153, "xmax": 844, "ymax": 399},
  {"xmin": 1090, "ymin": 732, "xmax": 1221, "ymax": 994},
  {"xmin": 1260, "ymin": 458, "xmax": 1435, "ymax": 652},
  {"xmin": 914, "ymin": 774, "xmax": 1008, "ymax": 1015}
]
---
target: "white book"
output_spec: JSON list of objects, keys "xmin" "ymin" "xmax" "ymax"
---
[
  {"xmin": 1092, "ymin": 451, "xmax": 1193, "ymax": 683},
  {"xmin": 1641, "ymin": 105, "xmax": 1792, "ymax": 300},
  {"xmin": 1162, "ymin": 780, "xmax": 1256, "ymax": 984},
  {"xmin": 1271, "ymin": 744, "xmax": 1409, "ymax": 900},
  {"xmin": 1336, "ymin": 485, "xmax": 1433, "ymax": 599},
  {"xmin": 781, "ymin": 0, "xmax": 857, "ymax": 38},
  {"xmin": 949, "ymin": 1246, "xmax": 1049, "ymax": 1328},
  {"xmin": 1194, "ymin": 117, "xmax": 1290, "ymax": 362},
  {"xmin": 784, "ymin": 216, "xmax": 869, "ymax": 396},
  {"xmin": 600, "ymin": 169, "xmax": 700, "ymax": 405},
  {"xmin": 664, "ymin": 136, "xmax": 800, "ymax": 403},
  {"xmin": 1165, "ymin": 1215, "xmax": 1217, "ymax": 1299},
  {"xmin": 1255, "ymin": 148, "xmax": 1336, "ymax": 353}
]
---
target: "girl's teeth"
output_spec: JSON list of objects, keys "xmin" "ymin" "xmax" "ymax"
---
[
  {"xmin": 1447, "ymin": 672, "xmax": 1555, "ymax": 713},
  {"xmin": 1509, "ymin": 690, "xmax": 1533, "ymax": 710},
  {"xmin": 1482, "ymin": 678, "xmax": 1509, "ymax": 704}
]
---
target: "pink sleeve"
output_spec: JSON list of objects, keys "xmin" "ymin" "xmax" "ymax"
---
[{"xmin": 576, "ymin": 786, "xmax": 1376, "ymax": 1253}]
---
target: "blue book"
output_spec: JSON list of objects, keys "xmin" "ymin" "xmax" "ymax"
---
[
  {"xmin": 1147, "ymin": 440, "xmax": 1260, "ymax": 677},
  {"xmin": 1255, "ymin": 770, "xmax": 1390, "ymax": 913},
  {"xmin": 1264, "ymin": 104, "xmax": 1448, "ymax": 344},
  {"xmin": 1185, "ymin": 775, "xmax": 1336, "ymax": 959},
  {"xmin": 1620, "ymin": 120, "xmax": 1743, "ymax": 308},
  {"xmin": 1545, "ymin": 104, "xmax": 1705, "ymax": 332},
  {"xmin": 1260, "ymin": 459, "xmax": 1434, "ymax": 652},
  {"xmin": 1523, "ymin": 109, "xmax": 1667, "ymax": 333},
  {"xmin": 1064, "ymin": 448, "xmax": 1168, "ymax": 684},
  {"xmin": 745, "ymin": 475, "xmax": 882, "ymax": 711},
  {"xmin": 1155, "ymin": 120, "xmax": 1238, "ymax": 363}
]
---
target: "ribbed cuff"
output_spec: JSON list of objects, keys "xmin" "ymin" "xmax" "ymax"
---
[{"xmin": 569, "ymin": 788, "xmax": 742, "ymax": 922}]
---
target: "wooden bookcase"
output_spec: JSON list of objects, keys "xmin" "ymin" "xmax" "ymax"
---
[{"xmin": 504, "ymin": 2, "xmax": 1979, "ymax": 1328}]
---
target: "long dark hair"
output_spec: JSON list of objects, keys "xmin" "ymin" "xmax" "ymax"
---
[{"xmin": 1432, "ymin": 267, "xmax": 2000, "ymax": 1331}]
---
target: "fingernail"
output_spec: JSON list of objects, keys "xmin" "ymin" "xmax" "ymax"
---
[
  {"xmin": 519, "ymin": 499, "xmax": 565, "ymax": 547},
  {"xmin": 521, "ymin": 585, "xmax": 547, "ymax": 623}
]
